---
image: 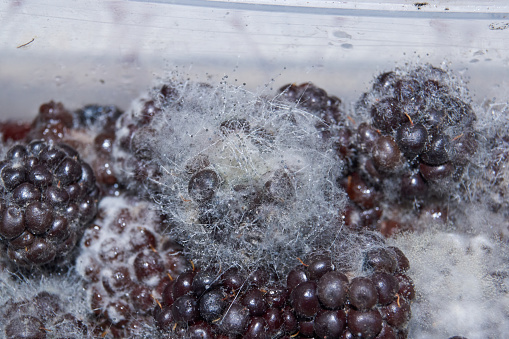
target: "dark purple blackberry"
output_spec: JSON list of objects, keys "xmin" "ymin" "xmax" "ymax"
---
[
  {"xmin": 2, "ymin": 291, "xmax": 88, "ymax": 339},
  {"xmin": 76, "ymin": 196, "xmax": 189, "ymax": 337},
  {"xmin": 0, "ymin": 141, "xmax": 100, "ymax": 267},
  {"xmin": 347, "ymin": 65, "xmax": 479, "ymax": 235},
  {"xmin": 278, "ymin": 82, "xmax": 343, "ymax": 127},
  {"xmin": 26, "ymin": 101, "xmax": 73, "ymax": 142}
]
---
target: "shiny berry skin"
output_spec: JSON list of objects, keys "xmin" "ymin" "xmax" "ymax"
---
[
  {"xmin": 396, "ymin": 123, "xmax": 428, "ymax": 156},
  {"xmin": 419, "ymin": 162, "xmax": 454, "ymax": 181},
  {"xmin": 307, "ymin": 255, "xmax": 334, "ymax": 281},
  {"xmin": 287, "ymin": 269, "xmax": 308, "ymax": 290},
  {"xmin": 219, "ymin": 302, "xmax": 249, "ymax": 335},
  {"xmin": 373, "ymin": 136, "xmax": 401, "ymax": 172},
  {"xmin": 290, "ymin": 281, "xmax": 320, "ymax": 317},
  {"xmin": 347, "ymin": 309, "xmax": 383, "ymax": 339},
  {"xmin": 172, "ymin": 295, "xmax": 199, "ymax": 323},
  {"xmin": 317, "ymin": 271, "xmax": 349, "ymax": 310},
  {"xmin": 349, "ymin": 277, "xmax": 378, "ymax": 310},
  {"xmin": 371, "ymin": 272, "xmax": 399, "ymax": 305},
  {"xmin": 199, "ymin": 289, "xmax": 227, "ymax": 323},
  {"xmin": 314, "ymin": 309, "xmax": 347, "ymax": 339},
  {"xmin": 244, "ymin": 317, "xmax": 268, "ymax": 339},
  {"xmin": 242, "ymin": 289, "xmax": 268, "ymax": 316}
]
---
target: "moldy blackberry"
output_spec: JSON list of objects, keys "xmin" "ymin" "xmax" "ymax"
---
[
  {"xmin": 2, "ymin": 291, "xmax": 89, "ymax": 338},
  {"xmin": 21, "ymin": 100, "xmax": 126, "ymax": 197},
  {"xmin": 354, "ymin": 65, "xmax": 477, "ymax": 197},
  {"xmin": 154, "ymin": 245, "xmax": 414, "ymax": 338},
  {"xmin": 0, "ymin": 140, "xmax": 100, "ymax": 267},
  {"xmin": 335, "ymin": 65, "xmax": 480, "ymax": 236},
  {"xmin": 76, "ymin": 195, "xmax": 190, "ymax": 338},
  {"xmin": 113, "ymin": 79, "xmax": 345, "ymax": 274},
  {"xmin": 278, "ymin": 82, "xmax": 357, "ymax": 171}
]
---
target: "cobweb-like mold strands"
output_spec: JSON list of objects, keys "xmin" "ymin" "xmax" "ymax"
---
[{"xmin": 114, "ymin": 79, "xmax": 347, "ymax": 275}]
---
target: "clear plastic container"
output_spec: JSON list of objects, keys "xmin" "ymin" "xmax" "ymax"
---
[
  {"xmin": 1, "ymin": 2, "xmax": 509, "ymax": 338},
  {"xmin": 1, "ymin": 0, "xmax": 509, "ymax": 119}
]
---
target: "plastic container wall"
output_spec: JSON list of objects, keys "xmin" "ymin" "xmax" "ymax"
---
[{"xmin": 1, "ymin": 0, "xmax": 508, "ymax": 117}]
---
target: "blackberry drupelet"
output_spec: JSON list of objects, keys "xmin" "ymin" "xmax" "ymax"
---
[{"xmin": 0, "ymin": 140, "xmax": 100, "ymax": 267}]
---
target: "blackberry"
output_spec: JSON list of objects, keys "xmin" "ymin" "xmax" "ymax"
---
[
  {"xmin": 278, "ymin": 82, "xmax": 343, "ymax": 127},
  {"xmin": 2, "ymin": 291, "xmax": 88, "ymax": 338},
  {"xmin": 113, "ymin": 79, "xmax": 345, "ymax": 275},
  {"xmin": 76, "ymin": 195, "xmax": 189, "ymax": 337},
  {"xmin": 15, "ymin": 100, "xmax": 127, "ymax": 198},
  {"xmin": 357, "ymin": 65, "xmax": 478, "ymax": 186},
  {"xmin": 0, "ymin": 120, "xmax": 32, "ymax": 143},
  {"xmin": 74, "ymin": 104, "xmax": 123, "ymax": 132},
  {"xmin": 26, "ymin": 101, "xmax": 73, "ymax": 142},
  {"xmin": 0, "ymin": 141, "xmax": 100, "ymax": 267},
  {"xmin": 339, "ymin": 65, "xmax": 480, "ymax": 236},
  {"xmin": 154, "ymin": 244, "xmax": 413, "ymax": 338}
]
